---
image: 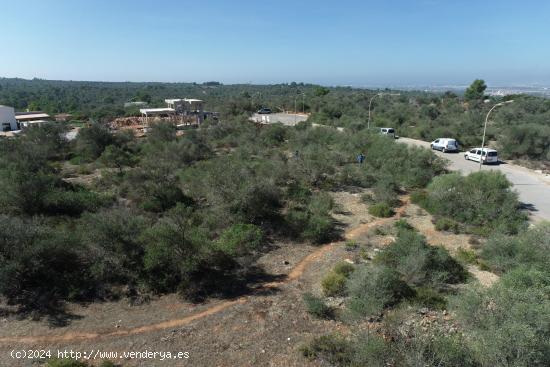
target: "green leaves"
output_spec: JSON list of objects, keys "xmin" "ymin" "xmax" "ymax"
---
[
  {"xmin": 464, "ymin": 79, "xmax": 487, "ymax": 101},
  {"xmin": 423, "ymin": 171, "xmax": 527, "ymax": 234},
  {"xmin": 215, "ymin": 224, "xmax": 263, "ymax": 257}
]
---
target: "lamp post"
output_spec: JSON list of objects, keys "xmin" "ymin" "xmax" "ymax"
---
[
  {"xmin": 294, "ymin": 91, "xmax": 305, "ymax": 124},
  {"xmin": 367, "ymin": 92, "xmax": 400, "ymax": 129},
  {"xmin": 479, "ymin": 100, "xmax": 514, "ymax": 170}
]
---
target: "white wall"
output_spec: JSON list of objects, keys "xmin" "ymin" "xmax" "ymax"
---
[{"xmin": 0, "ymin": 106, "xmax": 18, "ymax": 131}]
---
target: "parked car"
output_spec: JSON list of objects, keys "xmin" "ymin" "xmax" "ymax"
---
[
  {"xmin": 464, "ymin": 148, "xmax": 499, "ymax": 164},
  {"xmin": 431, "ymin": 138, "xmax": 459, "ymax": 152},
  {"xmin": 380, "ymin": 127, "xmax": 396, "ymax": 138},
  {"xmin": 257, "ymin": 108, "xmax": 272, "ymax": 114}
]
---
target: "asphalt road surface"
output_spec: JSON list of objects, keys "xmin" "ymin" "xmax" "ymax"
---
[{"xmin": 400, "ymin": 137, "xmax": 550, "ymax": 222}]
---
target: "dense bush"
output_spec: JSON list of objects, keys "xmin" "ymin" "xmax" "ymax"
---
[
  {"xmin": 0, "ymin": 216, "xmax": 93, "ymax": 312},
  {"xmin": 499, "ymin": 123, "xmax": 550, "ymax": 161},
  {"xmin": 434, "ymin": 217, "xmax": 461, "ymax": 233},
  {"xmin": 303, "ymin": 293, "xmax": 333, "ymax": 319},
  {"xmin": 375, "ymin": 228, "xmax": 467, "ymax": 287},
  {"xmin": 413, "ymin": 287, "xmax": 447, "ymax": 310},
  {"xmin": 215, "ymin": 224, "xmax": 263, "ymax": 257},
  {"xmin": 333, "ymin": 262, "xmax": 355, "ymax": 278},
  {"xmin": 453, "ymin": 267, "xmax": 550, "ymax": 366},
  {"xmin": 286, "ymin": 192, "xmax": 335, "ymax": 243},
  {"xmin": 141, "ymin": 204, "xmax": 211, "ymax": 293},
  {"xmin": 368, "ymin": 202, "xmax": 394, "ymax": 218},
  {"xmin": 321, "ymin": 271, "xmax": 347, "ymax": 297},
  {"xmin": 301, "ymin": 334, "xmax": 353, "ymax": 365},
  {"xmin": 421, "ymin": 171, "xmax": 527, "ymax": 234},
  {"xmin": 480, "ymin": 222, "xmax": 550, "ymax": 274},
  {"xmin": 79, "ymin": 208, "xmax": 149, "ymax": 286},
  {"xmin": 303, "ymin": 316, "xmax": 477, "ymax": 367},
  {"xmin": 74, "ymin": 123, "xmax": 114, "ymax": 161},
  {"xmin": 347, "ymin": 265, "xmax": 415, "ymax": 317}
]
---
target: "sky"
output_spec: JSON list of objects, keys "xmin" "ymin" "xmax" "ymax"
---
[{"xmin": 1, "ymin": 0, "xmax": 550, "ymax": 86}]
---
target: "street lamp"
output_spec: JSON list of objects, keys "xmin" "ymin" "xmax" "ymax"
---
[
  {"xmin": 294, "ymin": 91, "xmax": 305, "ymax": 124},
  {"xmin": 367, "ymin": 92, "xmax": 400, "ymax": 129},
  {"xmin": 479, "ymin": 100, "xmax": 514, "ymax": 170}
]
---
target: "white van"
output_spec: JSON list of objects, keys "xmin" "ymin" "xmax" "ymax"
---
[
  {"xmin": 380, "ymin": 127, "xmax": 396, "ymax": 138},
  {"xmin": 464, "ymin": 148, "xmax": 499, "ymax": 164},
  {"xmin": 431, "ymin": 138, "xmax": 459, "ymax": 152}
]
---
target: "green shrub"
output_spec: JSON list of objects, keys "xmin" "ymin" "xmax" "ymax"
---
[
  {"xmin": 300, "ymin": 334, "xmax": 353, "ymax": 365},
  {"xmin": 410, "ymin": 189, "xmax": 428, "ymax": 206},
  {"xmin": 372, "ymin": 178, "xmax": 400, "ymax": 207},
  {"xmin": 303, "ymin": 292, "xmax": 333, "ymax": 319},
  {"xmin": 368, "ymin": 203, "xmax": 394, "ymax": 218},
  {"xmin": 286, "ymin": 193, "xmax": 335, "ymax": 243},
  {"xmin": 480, "ymin": 222, "xmax": 550, "ymax": 273},
  {"xmin": 79, "ymin": 208, "xmax": 148, "ymax": 285},
  {"xmin": 333, "ymin": 262, "xmax": 355, "ymax": 278},
  {"xmin": 142, "ymin": 204, "xmax": 210, "ymax": 293},
  {"xmin": 347, "ymin": 265, "xmax": 415, "ymax": 317},
  {"xmin": 456, "ymin": 248, "xmax": 478, "ymax": 265},
  {"xmin": 422, "ymin": 171, "xmax": 527, "ymax": 234},
  {"xmin": 452, "ymin": 267, "xmax": 550, "ymax": 366},
  {"xmin": 216, "ymin": 223, "xmax": 263, "ymax": 256},
  {"xmin": 0, "ymin": 216, "xmax": 93, "ymax": 312},
  {"xmin": 499, "ymin": 123, "xmax": 550, "ymax": 160},
  {"xmin": 361, "ymin": 135, "xmax": 447, "ymax": 188},
  {"xmin": 322, "ymin": 271, "xmax": 347, "ymax": 297},
  {"xmin": 42, "ymin": 188, "xmax": 109, "ymax": 216},
  {"xmin": 302, "ymin": 212, "xmax": 335, "ymax": 243},
  {"xmin": 434, "ymin": 217, "xmax": 461, "ymax": 233},
  {"xmin": 74, "ymin": 123, "xmax": 115, "ymax": 161},
  {"xmin": 351, "ymin": 333, "xmax": 391, "ymax": 367},
  {"xmin": 375, "ymin": 228, "xmax": 468, "ymax": 287},
  {"xmin": 413, "ymin": 287, "xmax": 447, "ymax": 310},
  {"xmin": 394, "ymin": 219, "xmax": 413, "ymax": 231}
]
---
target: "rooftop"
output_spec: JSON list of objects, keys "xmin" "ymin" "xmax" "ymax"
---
[
  {"xmin": 15, "ymin": 112, "xmax": 50, "ymax": 121},
  {"xmin": 165, "ymin": 98, "xmax": 203, "ymax": 103},
  {"xmin": 139, "ymin": 108, "xmax": 175, "ymax": 114}
]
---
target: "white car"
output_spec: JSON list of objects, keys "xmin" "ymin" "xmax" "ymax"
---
[
  {"xmin": 464, "ymin": 148, "xmax": 499, "ymax": 164},
  {"xmin": 431, "ymin": 138, "xmax": 459, "ymax": 152},
  {"xmin": 380, "ymin": 127, "xmax": 396, "ymax": 138}
]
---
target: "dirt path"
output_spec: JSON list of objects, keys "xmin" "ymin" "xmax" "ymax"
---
[{"xmin": 0, "ymin": 198, "xmax": 410, "ymax": 346}]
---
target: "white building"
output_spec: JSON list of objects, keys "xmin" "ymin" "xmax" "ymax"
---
[
  {"xmin": 0, "ymin": 105, "xmax": 18, "ymax": 131},
  {"xmin": 15, "ymin": 112, "xmax": 51, "ymax": 128},
  {"xmin": 165, "ymin": 98, "xmax": 204, "ymax": 113}
]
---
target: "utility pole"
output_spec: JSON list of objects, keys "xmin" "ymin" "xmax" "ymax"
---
[
  {"xmin": 479, "ymin": 100, "xmax": 513, "ymax": 170},
  {"xmin": 294, "ymin": 96, "xmax": 297, "ymax": 124}
]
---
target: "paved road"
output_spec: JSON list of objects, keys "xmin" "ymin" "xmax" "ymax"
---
[{"xmin": 400, "ymin": 137, "xmax": 550, "ymax": 222}]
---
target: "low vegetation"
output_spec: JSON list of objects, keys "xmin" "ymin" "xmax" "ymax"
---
[
  {"xmin": 305, "ymin": 222, "xmax": 550, "ymax": 367},
  {"xmin": 0, "ymin": 113, "xmax": 443, "ymax": 316},
  {"xmin": 1, "ymin": 79, "xmax": 548, "ymax": 365},
  {"xmin": 412, "ymin": 171, "xmax": 527, "ymax": 235},
  {"xmin": 303, "ymin": 292, "xmax": 334, "ymax": 319}
]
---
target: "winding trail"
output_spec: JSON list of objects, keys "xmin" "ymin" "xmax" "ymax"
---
[{"xmin": 0, "ymin": 198, "xmax": 410, "ymax": 345}]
